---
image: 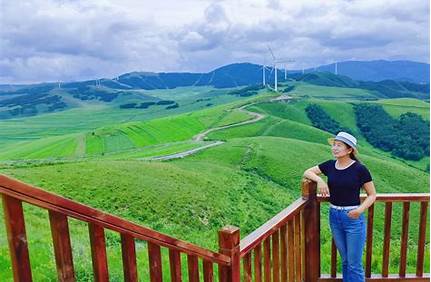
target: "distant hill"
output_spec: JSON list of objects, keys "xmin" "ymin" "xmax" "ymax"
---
[
  {"xmin": 293, "ymin": 72, "xmax": 429, "ymax": 100},
  {"xmin": 0, "ymin": 60, "xmax": 428, "ymax": 119},
  {"xmin": 305, "ymin": 60, "xmax": 429, "ymax": 84}
]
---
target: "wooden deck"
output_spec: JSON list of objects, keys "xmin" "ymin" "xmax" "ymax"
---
[{"xmin": 1, "ymin": 175, "xmax": 429, "ymax": 281}]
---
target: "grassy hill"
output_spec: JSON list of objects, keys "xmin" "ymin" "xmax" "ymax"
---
[
  {"xmin": 0, "ymin": 136, "xmax": 428, "ymax": 280},
  {"xmin": 0, "ymin": 82, "xmax": 428, "ymax": 280}
]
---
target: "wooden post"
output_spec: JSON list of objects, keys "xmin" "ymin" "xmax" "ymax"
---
[
  {"xmin": 302, "ymin": 178, "xmax": 320, "ymax": 282},
  {"xmin": 218, "ymin": 225, "xmax": 240, "ymax": 282},
  {"xmin": 2, "ymin": 195, "xmax": 33, "ymax": 282}
]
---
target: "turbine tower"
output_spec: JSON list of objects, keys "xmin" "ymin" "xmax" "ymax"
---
[{"xmin": 267, "ymin": 45, "xmax": 295, "ymax": 92}]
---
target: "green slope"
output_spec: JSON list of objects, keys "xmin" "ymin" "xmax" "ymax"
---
[{"xmin": 0, "ymin": 136, "xmax": 428, "ymax": 280}]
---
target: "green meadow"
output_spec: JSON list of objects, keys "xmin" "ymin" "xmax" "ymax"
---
[{"xmin": 0, "ymin": 83, "xmax": 428, "ymax": 280}]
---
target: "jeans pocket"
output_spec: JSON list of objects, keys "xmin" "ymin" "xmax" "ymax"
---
[{"xmin": 344, "ymin": 210, "xmax": 363, "ymax": 222}]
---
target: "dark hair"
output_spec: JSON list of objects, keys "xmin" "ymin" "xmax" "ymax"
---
[{"xmin": 345, "ymin": 143, "xmax": 360, "ymax": 163}]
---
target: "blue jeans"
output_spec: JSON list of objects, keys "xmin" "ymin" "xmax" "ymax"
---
[{"xmin": 329, "ymin": 207, "xmax": 366, "ymax": 282}]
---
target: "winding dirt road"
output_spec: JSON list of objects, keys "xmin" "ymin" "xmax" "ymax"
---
[{"xmin": 145, "ymin": 102, "xmax": 266, "ymax": 161}]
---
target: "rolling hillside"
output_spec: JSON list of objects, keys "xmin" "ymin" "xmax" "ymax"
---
[{"xmin": 0, "ymin": 80, "xmax": 428, "ymax": 280}]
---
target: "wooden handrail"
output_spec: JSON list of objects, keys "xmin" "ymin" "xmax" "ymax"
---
[
  {"xmin": 239, "ymin": 197, "xmax": 307, "ymax": 257},
  {"xmin": 0, "ymin": 174, "xmax": 230, "ymax": 265},
  {"xmin": 318, "ymin": 193, "xmax": 430, "ymax": 202}
]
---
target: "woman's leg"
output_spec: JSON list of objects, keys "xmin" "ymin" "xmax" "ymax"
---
[
  {"xmin": 329, "ymin": 208, "xmax": 349, "ymax": 281},
  {"xmin": 344, "ymin": 212, "xmax": 366, "ymax": 282}
]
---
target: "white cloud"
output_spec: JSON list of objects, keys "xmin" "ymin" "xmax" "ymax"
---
[{"xmin": 0, "ymin": 0, "xmax": 428, "ymax": 83}]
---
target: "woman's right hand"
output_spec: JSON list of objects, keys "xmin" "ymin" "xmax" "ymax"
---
[{"xmin": 317, "ymin": 180, "xmax": 330, "ymax": 197}]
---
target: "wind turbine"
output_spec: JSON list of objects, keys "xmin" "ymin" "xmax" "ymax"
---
[{"xmin": 267, "ymin": 46, "xmax": 295, "ymax": 92}]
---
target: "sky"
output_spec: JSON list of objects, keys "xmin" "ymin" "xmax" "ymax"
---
[{"xmin": 0, "ymin": 0, "xmax": 429, "ymax": 84}]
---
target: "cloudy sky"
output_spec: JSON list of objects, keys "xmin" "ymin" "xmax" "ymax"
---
[{"xmin": 0, "ymin": 0, "xmax": 429, "ymax": 84}]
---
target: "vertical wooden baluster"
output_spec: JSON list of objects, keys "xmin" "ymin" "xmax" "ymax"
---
[
  {"xmin": 49, "ymin": 210, "xmax": 75, "ymax": 282},
  {"xmin": 121, "ymin": 234, "xmax": 138, "ymax": 282},
  {"xmin": 203, "ymin": 260, "xmax": 213, "ymax": 282},
  {"xmin": 2, "ymin": 195, "xmax": 33, "ymax": 282},
  {"xmin": 280, "ymin": 225, "xmax": 287, "ymax": 282},
  {"xmin": 254, "ymin": 244, "xmax": 262, "ymax": 282},
  {"xmin": 382, "ymin": 202, "xmax": 392, "ymax": 277},
  {"xmin": 272, "ymin": 230, "xmax": 280, "ymax": 282},
  {"xmin": 218, "ymin": 225, "xmax": 240, "ymax": 282},
  {"xmin": 302, "ymin": 180, "xmax": 319, "ymax": 282},
  {"xmin": 399, "ymin": 202, "xmax": 410, "ymax": 277},
  {"xmin": 169, "ymin": 249, "xmax": 182, "ymax": 282},
  {"xmin": 148, "ymin": 242, "xmax": 163, "ymax": 282},
  {"xmin": 187, "ymin": 255, "xmax": 199, "ymax": 282},
  {"xmin": 300, "ymin": 210, "xmax": 305, "ymax": 281},
  {"xmin": 330, "ymin": 239, "xmax": 337, "ymax": 278},
  {"xmin": 263, "ymin": 237, "xmax": 271, "ymax": 282},
  {"xmin": 416, "ymin": 201, "xmax": 428, "ymax": 277},
  {"xmin": 365, "ymin": 204, "xmax": 374, "ymax": 278},
  {"xmin": 294, "ymin": 214, "xmax": 301, "ymax": 282},
  {"xmin": 287, "ymin": 220, "xmax": 294, "ymax": 282},
  {"xmin": 243, "ymin": 252, "xmax": 252, "ymax": 282},
  {"xmin": 88, "ymin": 223, "xmax": 109, "ymax": 282}
]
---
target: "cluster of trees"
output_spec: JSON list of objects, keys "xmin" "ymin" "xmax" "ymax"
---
[
  {"xmin": 1, "ymin": 92, "xmax": 67, "ymax": 117},
  {"xmin": 282, "ymin": 85, "xmax": 295, "ymax": 93},
  {"xmin": 305, "ymin": 104, "xmax": 351, "ymax": 135},
  {"xmin": 69, "ymin": 86, "xmax": 118, "ymax": 102},
  {"xmin": 228, "ymin": 85, "xmax": 264, "ymax": 97},
  {"xmin": 120, "ymin": 100, "xmax": 177, "ymax": 110},
  {"xmin": 354, "ymin": 104, "xmax": 429, "ymax": 160}
]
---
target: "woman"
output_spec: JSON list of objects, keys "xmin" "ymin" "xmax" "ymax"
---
[{"xmin": 303, "ymin": 131, "xmax": 376, "ymax": 282}]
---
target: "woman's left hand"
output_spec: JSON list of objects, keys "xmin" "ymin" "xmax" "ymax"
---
[{"xmin": 347, "ymin": 209, "xmax": 362, "ymax": 219}]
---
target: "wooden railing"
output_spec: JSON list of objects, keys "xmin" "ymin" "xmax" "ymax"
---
[
  {"xmin": 0, "ymin": 174, "xmax": 233, "ymax": 282},
  {"xmin": 1, "ymin": 175, "xmax": 429, "ymax": 281}
]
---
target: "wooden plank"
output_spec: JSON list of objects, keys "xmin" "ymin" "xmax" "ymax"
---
[
  {"xmin": 240, "ymin": 198, "xmax": 307, "ymax": 256},
  {"xmin": 243, "ymin": 252, "xmax": 252, "ymax": 282},
  {"xmin": 0, "ymin": 175, "xmax": 230, "ymax": 265},
  {"xmin": 399, "ymin": 202, "xmax": 410, "ymax": 277},
  {"xmin": 254, "ymin": 244, "xmax": 262, "ymax": 282},
  {"xmin": 280, "ymin": 225, "xmax": 287, "ymax": 282},
  {"xmin": 294, "ymin": 214, "xmax": 301, "ymax": 282},
  {"xmin": 203, "ymin": 260, "xmax": 213, "ymax": 282},
  {"xmin": 416, "ymin": 201, "xmax": 428, "ymax": 277},
  {"xmin": 365, "ymin": 204, "xmax": 374, "ymax": 278},
  {"xmin": 263, "ymin": 237, "xmax": 271, "ymax": 282},
  {"xmin": 88, "ymin": 223, "xmax": 109, "ymax": 282},
  {"xmin": 121, "ymin": 234, "xmax": 138, "ymax": 282},
  {"xmin": 330, "ymin": 239, "xmax": 337, "ymax": 278},
  {"xmin": 148, "ymin": 242, "xmax": 163, "ymax": 282},
  {"xmin": 2, "ymin": 195, "xmax": 33, "ymax": 282},
  {"xmin": 382, "ymin": 202, "xmax": 392, "ymax": 277},
  {"xmin": 272, "ymin": 230, "xmax": 280, "ymax": 282},
  {"xmin": 187, "ymin": 255, "xmax": 199, "ymax": 282},
  {"xmin": 287, "ymin": 220, "xmax": 294, "ymax": 282},
  {"xmin": 169, "ymin": 249, "xmax": 182, "ymax": 282},
  {"xmin": 49, "ymin": 210, "xmax": 75, "ymax": 282}
]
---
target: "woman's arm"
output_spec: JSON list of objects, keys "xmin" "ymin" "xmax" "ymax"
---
[
  {"xmin": 303, "ymin": 166, "xmax": 330, "ymax": 196},
  {"xmin": 348, "ymin": 181, "xmax": 376, "ymax": 219}
]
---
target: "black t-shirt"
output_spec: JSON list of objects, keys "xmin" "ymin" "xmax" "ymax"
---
[{"xmin": 318, "ymin": 159, "xmax": 373, "ymax": 206}]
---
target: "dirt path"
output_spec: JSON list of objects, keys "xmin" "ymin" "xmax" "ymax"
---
[
  {"xmin": 146, "ymin": 102, "xmax": 267, "ymax": 161},
  {"xmin": 192, "ymin": 103, "xmax": 265, "ymax": 142}
]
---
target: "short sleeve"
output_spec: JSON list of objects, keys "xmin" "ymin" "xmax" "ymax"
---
[
  {"xmin": 318, "ymin": 160, "xmax": 333, "ymax": 176},
  {"xmin": 359, "ymin": 165, "xmax": 373, "ymax": 186}
]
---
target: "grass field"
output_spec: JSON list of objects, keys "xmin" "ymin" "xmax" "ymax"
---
[{"xmin": 0, "ymin": 83, "xmax": 428, "ymax": 280}]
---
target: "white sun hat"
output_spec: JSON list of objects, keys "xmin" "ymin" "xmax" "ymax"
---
[{"xmin": 328, "ymin": 131, "xmax": 358, "ymax": 153}]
